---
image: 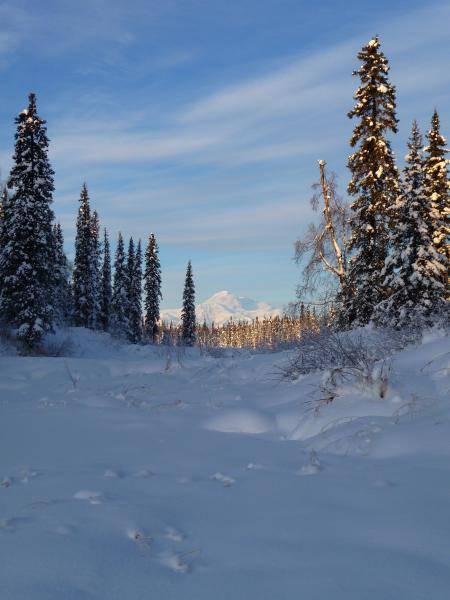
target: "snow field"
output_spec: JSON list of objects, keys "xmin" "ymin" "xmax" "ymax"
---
[{"xmin": 0, "ymin": 327, "xmax": 449, "ymax": 599}]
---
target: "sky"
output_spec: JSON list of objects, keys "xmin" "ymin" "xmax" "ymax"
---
[{"xmin": 0, "ymin": 0, "xmax": 448, "ymax": 308}]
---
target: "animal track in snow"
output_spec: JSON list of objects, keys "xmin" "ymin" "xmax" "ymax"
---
[
  {"xmin": 103, "ymin": 468, "xmax": 122, "ymax": 479},
  {"xmin": 51, "ymin": 524, "xmax": 76, "ymax": 536},
  {"xmin": 245, "ymin": 462, "xmax": 263, "ymax": 471},
  {"xmin": 74, "ymin": 490, "xmax": 104, "ymax": 504},
  {"xmin": 0, "ymin": 516, "xmax": 33, "ymax": 533},
  {"xmin": 1, "ymin": 468, "xmax": 42, "ymax": 489},
  {"xmin": 159, "ymin": 549, "xmax": 200, "ymax": 573},
  {"xmin": 127, "ymin": 528, "xmax": 153, "ymax": 553},
  {"xmin": 0, "ymin": 518, "xmax": 17, "ymax": 532},
  {"xmin": 297, "ymin": 450, "xmax": 322, "ymax": 476},
  {"xmin": 19, "ymin": 468, "xmax": 41, "ymax": 483},
  {"xmin": 177, "ymin": 475, "xmax": 192, "ymax": 484},
  {"xmin": 372, "ymin": 479, "xmax": 395, "ymax": 488},
  {"xmin": 164, "ymin": 526, "xmax": 184, "ymax": 542},
  {"xmin": 132, "ymin": 468, "xmax": 155, "ymax": 478},
  {"xmin": 211, "ymin": 472, "xmax": 235, "ymax": 487},
  {"xmin": 24, "ymin": 499, "xmax": 53, "ymax": 511}
]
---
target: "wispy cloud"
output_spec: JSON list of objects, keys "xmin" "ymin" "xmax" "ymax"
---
[
  {"xmin": 45, "ymin": 1, "xmax": 450, "ymax": 178},
  {"xmin": 179, "ymin": 42, "xmax": 355, "ymax": 124},
  {"xmin": 1, "ymin": 0, "xmax": 449, "ymax": 306}
]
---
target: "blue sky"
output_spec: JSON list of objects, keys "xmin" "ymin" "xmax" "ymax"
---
[{"xmin": 0, "ymin": 0, "xmax": 448, "ymax": 308}]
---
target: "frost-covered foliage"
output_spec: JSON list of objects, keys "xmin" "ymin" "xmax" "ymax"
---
[
  {"xmin": 99, "ymin": 228, "xmax": 112, "ymax": 331},
  {"xmin": 127, "ymin": 238, "xmax": 142, "ymax": 343},
  {"xmin": 282, "ymin": 327, "xmax": 417, "ymax": 381},
  {"xmin": 341, "ymin": 37, "xmax": 400, "ymax": 328},
  {"xmin": 0, "ymin": 93, "xmax": 56, "ymax": 346},
  {"xmin": 181, "ymin": 261, "xmax": 196, "ymax": 346},
  {"xmin": 374, "ymin": 121, "xmax": 446, "ymax": 327},
  {"xmin": 110, "ymin": 232, "xmax": 130, "ymax": 338},
  {"xmin": 423, "ymin": 110, "xmax": 450, "ymax": 295},
  {"xmin": 144, "ymin": 233, "xmax": 162, "ymax": 342}
]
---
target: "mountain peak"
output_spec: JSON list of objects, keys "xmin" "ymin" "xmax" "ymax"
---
[
  {"xmin": 160, "ymin": 291, "xmax": 281, "ymax": 326},
  {"xmin": 209, "ymin": 290, "xmax": 235, "ymax": 301}
]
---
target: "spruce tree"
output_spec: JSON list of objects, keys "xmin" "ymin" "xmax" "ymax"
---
[
  {"xmin": 0, "ymin": 189, "xmax": 4, "ymax": 249},
  {"xmin": 126, "ymin": 236, "xmax": 135, "ymax": 338},
  {"xmin": 375, "ymin": 121, "xmax": 446, "ymax": 327},
  {"xmin": 99, "ymin": 228, "xmax": 112, "ymax": 331},
  {"xmin": 126, "ymin": 237, "xmax": 142, "ymax": 343},
  {"xmin": 90, "ymin": 209, "xmax": 102, "ymax": 328},
  {"xmin": 72, "ymin": 183, "xmax": 95, "ymax": 328},
  {"xmin": 0, "ymin": 93, "xmax": 56, "ymax": 345},
  {"xmin": 423, "ymin": 110, "xmax": 450, "ymax": 296},
  {"xmin": 342, "ymin": 37, "xmax": 400, "ymax": 327},
  {"xmin": 181, "ymin": 261, "xmax": 196, "ymax": 346},
  {"xmin": 0, "ymin": 189, "xmax": 9, "ymax": 298},
  {"xmin": 110, "ymin": 232, "xmax": 129, "ymax": 338},
  {"xmin": 143, "ymin": 233, "xmax": 162, "ymax": 342},
  {"xmin": 53, "ymin": 223, "xmax": 72, "ymax": 324}
]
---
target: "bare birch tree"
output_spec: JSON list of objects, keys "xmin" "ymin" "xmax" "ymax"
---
[{"xmin": 293, "ymin": 161, "xmax": 351, "ymax": 313}]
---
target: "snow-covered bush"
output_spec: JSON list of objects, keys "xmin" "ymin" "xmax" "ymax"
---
[
  {"xmin": 282, "ymin": 327, "xmax": 422, "ymax": 403},
  {"xmin": 284, "ymin": 328, "xmax": 413, "ymax": 378}
]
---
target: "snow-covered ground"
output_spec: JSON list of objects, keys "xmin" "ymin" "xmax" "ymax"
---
[{"xmin": 1, "ymin": 327, "xmax": 449, "ymax": 599}]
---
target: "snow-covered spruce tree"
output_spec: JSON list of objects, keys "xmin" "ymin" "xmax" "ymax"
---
[
  {"xmin": 125, "ymin": 236, "xmax": 135, "ymax": 338},
  {"xmin": 143, "ymin": 233, "xmax": 162, "ymax": 342},
  {"xmin": 181, "ymin": 261, "xmax": 196, "ymax": 346},
  {"xmin": 127, "ymin": 237, "xmax": 142, "ymax": 343},
  {"xmin": 0, "ymin": 188, "xmax": 10, "ymax": 298},
  {"xmin": 99, "ymin": 228, "xmax": 112, "ymax": 331},
  {"xmin": 340, "ymin": 37, "xmax": 400, "ymax": 328},
  {"xmin": 0, "ymin": 189, "xmax": 4, "ymax": 246},
  {"xmin": 374, "ymin": 121, "xmax": 446, "ymax": 328},
  {"xmin": 72, "ymin": 183, "xmax": 95, "ymax": 328},
  {"xmin": 110, "ymin": 232, "xmax": 129, "ymax": 338},
  {"xmin": 0, "ymin": 93, "xmax": 56, "ymax": 346},
  {"xmin": 423, "ymin": 110, "xmax": 450, "ymax": 296},
  {"xmin": 52, "ymin": 223, "xmax": 72, "ymax": 324},
  {"xmin": 90, "ymin": 209, "xmax": 102, "ymax": 328}
]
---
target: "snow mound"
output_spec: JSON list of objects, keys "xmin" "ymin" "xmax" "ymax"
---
[{"xmin": 205, "ymin": 408, "xmax": 274, "ymax": 434}]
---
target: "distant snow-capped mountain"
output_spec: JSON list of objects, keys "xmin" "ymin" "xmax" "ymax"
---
[{"xmin": 161, "ymin": 290, "xmax": 281, "ymax": 326}]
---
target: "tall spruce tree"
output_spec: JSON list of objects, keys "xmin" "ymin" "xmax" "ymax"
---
[
  {"xmin": 73, "ymin": 183, "xmax": 95, "ymax": 327},
  {"xmin": 90, "ymin": 209, "xmax": 102, "ymax": 328},
  {"xmin": 53, "ymin": 223, "xmax": 72, "ymax": 324},
  {"xmin": 0, "ymin": 188, "xmax": 9, "ymax": 298},
  {"xmin": 181, "ymin": 261, "xmax": 196, "ymax": 346},
  {"xmin": 143, "ymin": 233, "xmax": 162, "ymax": 342},
  {"xmin": 374, "ymin": 121, "xmax": 446, "ymax": 327},
  {"xmin": 126, "ymin": 236, "xmax": 135, "ymax": 337},
  {"xmin": 423, "ymin": 110, "xmax": 450, "ymax": 296},
  {"xmin": 341, "ymin": 37, "xmax": 400, "ymax": 327},
  {"xmin": 99, "ymin": 228, "xmax": 112, "ymax": 331},
  {"xmin": 0, "ymin": 93, "xmax": 56, "ymax": 345},
  {"xmin": 110, "ymin": 232, "xmax": 129, "ymax": 338},
  {"xmin": 127, "ymin": 238, "xmax": 142, "ymax": 343}
]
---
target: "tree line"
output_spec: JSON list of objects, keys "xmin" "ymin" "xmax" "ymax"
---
[
  {"xmin": 0, "ymin": 94, "xmax": 196, "ymax": 347},
  {"xmin": 159, "ymin": 308, "xmax": 322, "ymax": 350},
  {"xmin": 295, "ymin": 36, "xmax": 449, "ymax": 330}
]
